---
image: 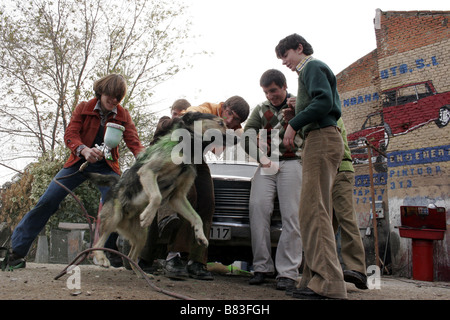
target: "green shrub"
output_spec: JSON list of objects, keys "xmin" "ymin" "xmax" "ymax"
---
[{"xmin": 0, "ymin": 153, "xmax": 101, "ymax": 235}]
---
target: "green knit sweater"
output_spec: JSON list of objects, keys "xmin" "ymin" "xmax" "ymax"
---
[
  {"xmin": 289, "ymin": 59, "xmax": 342, "ymax": 138},
  {"xmin": 243, "ymin": 96, "xmax": 302, "ymax": 162}
]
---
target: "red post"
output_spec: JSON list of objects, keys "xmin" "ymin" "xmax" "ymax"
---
[{"xmin": 412, "ymin": 239, "xmax": 434, "ymax": 281}]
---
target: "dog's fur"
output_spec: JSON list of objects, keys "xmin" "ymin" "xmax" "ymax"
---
[{"xmin": 85, "ymin": 112, "xmax": 238, "ymax": 269}]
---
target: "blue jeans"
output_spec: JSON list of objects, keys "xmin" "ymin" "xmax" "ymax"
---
[{"xmin": 11, "ymin": 161, "xmax": 118, "ymax": 257}]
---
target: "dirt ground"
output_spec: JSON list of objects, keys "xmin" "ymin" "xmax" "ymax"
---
[{"xmin": 1, "ymin": 262, "xmax": 448, "ymax": 302}]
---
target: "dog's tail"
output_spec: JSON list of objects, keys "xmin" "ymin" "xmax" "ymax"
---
[{"xmin": 83, "ymin": 172, "xmax": 120, "ymax": 187}]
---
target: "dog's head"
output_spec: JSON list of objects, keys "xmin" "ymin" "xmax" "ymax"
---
[{"xmin": 180, "ymin": 112, "xmax": 239, "ymax": 148}]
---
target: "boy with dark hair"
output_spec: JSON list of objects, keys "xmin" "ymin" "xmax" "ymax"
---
[
  {"xmin": 161, "ymin": 96, "xmax": 250, "ymax": 280},
  {"xmin": 276, "ymin": 33, "xmax": 347, "ymax": 300},
  {"xmin": 184, "ymin": 96, "xmax": 250, "ymax": 135},
  {"xmin": 243, "ymin": 69, "xmax": 303, "ymax": 291}
]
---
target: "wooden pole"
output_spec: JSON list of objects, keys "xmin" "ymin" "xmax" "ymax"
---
[{"xmin": 367, "ymin": 144, "xmax": 381, "ymax": 268}]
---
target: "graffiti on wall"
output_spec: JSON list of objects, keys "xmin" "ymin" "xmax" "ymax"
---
[
  {"xmin": 347, "ymin": 80, "xmax": 450, "ymax": 162},
  {"xmin": 354, "ymin": 172, "xmax": 387, "ymax": 204},
  {"xmin": 354, "ymin": 145, "xmax": 448, "ymax": 205},
  {"xmin": 387, "ymin": 145, "xmax": 448, "ymax": 190},
  {"xmin": 379, "ymin": 56, "xmax": 439, "ymax": 79},
  {"xmin": 387, "ymin": 165, "xmax": 443, "ymax": 190},
  {"xmin": 382, "ymin": 81, "xmax": 450, "ymax": 131},
  {"xmin": 343, "ymin": 92, "xmax": 379, "ymax": 107},
  {"xmin": 347, "ymin": 54, "xmax": 448, "ymax": 159},
  {"xmin": 388, "ymin": 145, "xmax": 450, "ymax": 167}
]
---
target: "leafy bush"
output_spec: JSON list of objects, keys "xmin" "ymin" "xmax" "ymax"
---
[
  {"xmin": 0, "ymin": 153, "xmax": 101, "ymax": 235},
  {"xmin": 0, "ymin": 169, "xmax": 34, "ymax": 233}
]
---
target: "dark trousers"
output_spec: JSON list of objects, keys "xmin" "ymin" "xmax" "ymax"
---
[
  {"xmin": 168, "ymin": 162, "xmax": 214, "ymax": 264},
  {"xmin": 11, "ymin": 161, "xmax": 117, "ymax": 257}
]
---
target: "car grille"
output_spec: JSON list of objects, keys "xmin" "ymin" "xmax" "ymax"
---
[{"xmin": 213, "ymin": 179, "xmax": 281, "ymax": 225}]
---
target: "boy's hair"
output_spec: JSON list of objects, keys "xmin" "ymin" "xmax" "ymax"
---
[
  {"xmin": 94, "ymin": 74, "xmax": 127, "ymax": 102},
  {"xmin": 171, "ymin": 99, "xmax": 191, "ymax": 111},
  {"xmin": 260, "ymin": 69, "xmax": 287, "ymax": 88},
  {"xmin": 275, "ymin": 33, "xmax": 314, "ymax": 58},
  {"xmin": 223, "ymin": 96, "xmax": 250, "ymax": 123}
]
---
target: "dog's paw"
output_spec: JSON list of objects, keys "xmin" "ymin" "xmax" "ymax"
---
[
  {"xmin": 194, "ymin": 229, "xmax": 209, "ymax": 247},
  {"xmin": 197, "ymin": 237, "xmax": 209, "ymax": 247},
  {"xmin": 139, "ymin": 216, "xmax": 149, "ymax": 228},
  {"xmin": 93, "ymin": 252, "xmax": 111, "ymax": 268},
  {"xmin": 139, "ymin": 212, "xmax": 154, "ymax": 228}
]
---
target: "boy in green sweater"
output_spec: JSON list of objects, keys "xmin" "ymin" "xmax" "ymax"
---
[{"xmin": 276, "ymin": 33, "xmax": 347, "ymax": 299}]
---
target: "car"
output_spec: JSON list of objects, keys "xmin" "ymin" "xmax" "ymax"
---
[
  {"xmin": 347, "ymin": 80, "xmax": 450, "ymax": 163},
  {"xmin": 206, "ymin": 161, "xmax": 282, "ymax": 265},
  {"xmin": 382, "ymin": 80, "xmax": 450, "ymax": 132}
]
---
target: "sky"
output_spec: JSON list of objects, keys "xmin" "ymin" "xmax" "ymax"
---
[
  {"xmin": 151, "ymin": 0, "xmax": 449, "ymax": 118},
  {"xmin": 1, "ymin": 0, "xmax": 448, "ymax": 184}
]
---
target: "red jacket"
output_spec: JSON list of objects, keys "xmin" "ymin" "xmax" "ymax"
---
[{"xmin": 64, "ymin": 98, "xmax": 144, "ymax": 175}]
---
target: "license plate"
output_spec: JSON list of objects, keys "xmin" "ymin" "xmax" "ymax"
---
[{"xmin": 210, "ymin": 226, "xmax": 231, "ymax": 240}]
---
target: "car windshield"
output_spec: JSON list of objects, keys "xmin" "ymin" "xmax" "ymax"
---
[
  {"xmin": 362, "ymin": 112, "xmax": 383, "ymax": 129},
  {"xmin": 382, "ymin": 82, "xmax": 434, "ymax": 107}
]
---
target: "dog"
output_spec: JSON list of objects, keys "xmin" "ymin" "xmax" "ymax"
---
[{"xmin": 84, "ymin": 112, "xmax": 239, "ymax": 269}]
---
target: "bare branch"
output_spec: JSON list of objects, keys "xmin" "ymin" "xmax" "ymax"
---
[{"xmin": 0, "ymin": 0, "xmax": 199, "ymax": 181}]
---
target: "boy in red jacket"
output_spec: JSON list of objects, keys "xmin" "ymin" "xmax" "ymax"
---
[{"xmin": 5, "ymin": 74, "xmax": 144, "ymax": 269}]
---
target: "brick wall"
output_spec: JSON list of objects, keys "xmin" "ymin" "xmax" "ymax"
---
[
  {"xmin": 337, "ymin": 9, "xmax": 450, "ymax": 280},
  {"xmin": 338, "ymin": 50, "xmax": 380, "ymax": 134}
]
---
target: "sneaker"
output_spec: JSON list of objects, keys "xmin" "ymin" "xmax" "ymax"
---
[
  {"xmin": 1, "ymin": 249, "xmax": 26, "ymax": 271},
  {"xmin": 249, "ymin": 272, "xmax": 266, "ymax": 285},
  {"xmin": 276, "ymin": 277, "xmax": 296, "ymax": 291},
  {"xmin": 138, "ymin": 259, "xmax": 160, "ymax": 274},
  {"xmin": 186, "ymin": 261, "xmax": 214, "ymax": 280},
  {"xmin": 164, "ymin": 256, "xmax": 188, "ymax": 279},
  {"xmin": 106, "ymin": 251, "xmax": 123, "ymax": 268}
]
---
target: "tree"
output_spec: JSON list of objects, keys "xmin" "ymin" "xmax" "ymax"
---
[{"xmin": 0, "ymin": 0, "xmax": 196, "ymax": 175}]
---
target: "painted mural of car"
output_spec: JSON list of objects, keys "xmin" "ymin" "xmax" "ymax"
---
[
  {"xmin": 348, "ymin": 80, "xmax": 450, "ymax": 162},
  {"xmin": 382, "ymin": 80, "xmax": 450, "ymax": 133},
  {"xmin": 347, "ymin": 111, "xmax": 388, "ymax": 162}
]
